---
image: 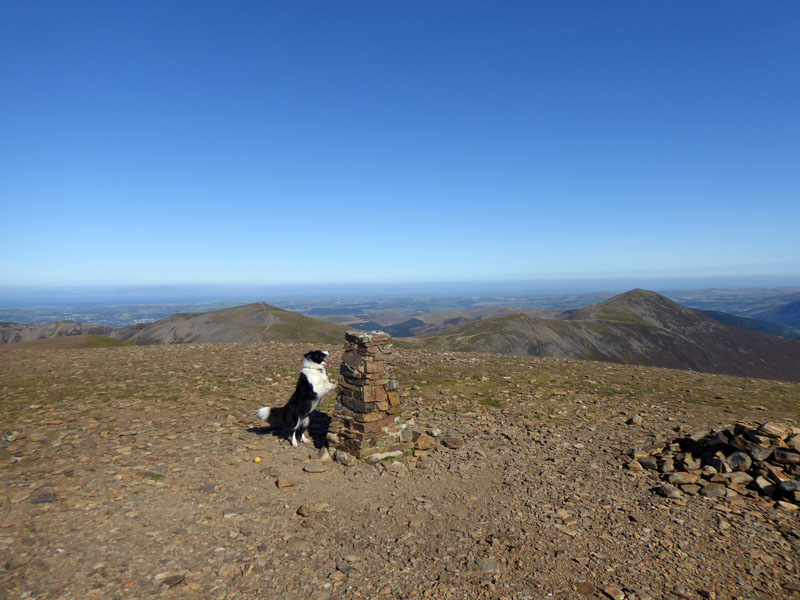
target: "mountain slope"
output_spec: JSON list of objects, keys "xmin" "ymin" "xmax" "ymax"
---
[
  {"xmin": 409, "ymin": 289, "xmax": 800, "ymax": 381},
  {"xmin": 0, "ymin": 335, "xmax": 135, "ymax": 351},
  {"xmin": 701, "ymin": 310, "xmax": 800, "ymax": 340},
  {"xmin": 343, "ymin": 318, "xmax": 426, "ymax": 338},
  {"xmin": 0, "ymin": 320, "xmax": 113, "ymax": 344},
  {"xmin": 111, "ymin": 302, "xmax": 348, "ymax": 345}
]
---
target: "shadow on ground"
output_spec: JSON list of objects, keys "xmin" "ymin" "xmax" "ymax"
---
[{"xmin": 246, "ymin": 410, "xmax": 332, "ymax": 449}]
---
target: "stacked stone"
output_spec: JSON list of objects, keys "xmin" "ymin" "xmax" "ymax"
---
[{"xmin": 328, "ymin": 331, "xmax": 411, "ymax": 459}]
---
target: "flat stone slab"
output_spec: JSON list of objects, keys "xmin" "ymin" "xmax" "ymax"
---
[{"xmin": 303, "ymin": 463, "xmax": 329, "ymax": 473}]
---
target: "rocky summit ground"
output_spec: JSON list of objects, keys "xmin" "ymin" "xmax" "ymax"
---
[{"xmin": 1, "ymin": 341, "xmax": 799, "ymax": 600}]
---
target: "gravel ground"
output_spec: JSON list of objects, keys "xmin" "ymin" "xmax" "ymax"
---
[{"xmin": 1, "ymin": 342, "xmax": 799, "ymax": 599}]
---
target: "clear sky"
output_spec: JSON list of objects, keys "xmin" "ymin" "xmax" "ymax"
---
[{"xmin": 2, "ymin": 1, "xmax": 799, "ymax": 290}]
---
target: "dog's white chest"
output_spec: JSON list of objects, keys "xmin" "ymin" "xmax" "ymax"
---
[{"xmin": 303, "ymin": 368, "xmax": 335, "ymax": 400}]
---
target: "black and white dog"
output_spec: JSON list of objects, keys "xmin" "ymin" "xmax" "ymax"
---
[{"xmin": 256, "ymin": 350, "xmax": 337, "ymax": 447}]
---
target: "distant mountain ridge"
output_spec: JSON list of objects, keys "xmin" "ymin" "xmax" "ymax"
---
[
  {"xmin": 0, "ymin": 320, "xmax": 113, "ymax": 344},
  {"xmin": 0, "ymin": 335, "xmax": 134, "ymax": 351},
  {"xmin": 111, "ymin": 303, "xmax": 348, "ymax": 345},
  {"xmin": 407, "ymin": 289, "xmax": 800, "ymax": 382},
  {"xmin": 665, "ymin": 289, "xmax": 800, "ymax": 333},
  {"xmin": 0, "ymin": 303, "xmax": 348, "ymax": 347},
  {"xmin": 332, "ymin": 306, "xmax": 565, "ymax": 337},
  {"xmin": 751, "ymin": 299, "xmax": 800, "ymax": 332},
  {"xmin": 3, "ymin": 292, "xmax": 800, "ymax": 382}
]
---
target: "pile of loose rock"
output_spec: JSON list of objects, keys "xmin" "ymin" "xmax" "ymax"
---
[
  {"xmin": 628, "ymin": 421, "xmax": 800, "ymax": 510},
  {"xmin": 328, "ymin": 331, "xmax": 413, "ymax": 460}
]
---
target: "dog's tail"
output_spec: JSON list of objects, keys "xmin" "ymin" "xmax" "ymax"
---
[{"xmin": 256, "ymin": 405, "xmax": 284, "ymax": 427}]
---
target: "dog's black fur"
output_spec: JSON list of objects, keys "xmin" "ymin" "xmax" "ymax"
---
[{"xmin": 256, "ymin": 350, "xmax": 336, "ymax": 446}]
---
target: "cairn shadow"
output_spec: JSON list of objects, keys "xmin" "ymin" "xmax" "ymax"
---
[{"xmin": 247, "ymin": 410, "xmax": 332, "ymax": 449}]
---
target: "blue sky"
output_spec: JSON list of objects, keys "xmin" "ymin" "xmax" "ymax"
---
[{"xmin": 2, "ymin": 1, "xmax": 799, "ymax": 290}]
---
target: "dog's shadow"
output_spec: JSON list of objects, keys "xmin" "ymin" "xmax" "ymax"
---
[{"xmin": 247, "ymin": 410, "xmax": 332, "ymax": 449}]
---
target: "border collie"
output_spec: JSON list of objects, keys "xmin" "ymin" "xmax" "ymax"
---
[{"xmin": 256, "ymin": 350, "xmax": 337, "ymax": 447}]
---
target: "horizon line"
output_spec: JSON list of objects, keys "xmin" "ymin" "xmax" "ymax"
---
[
  {"xmin": 3, "ymin": 274, "xmax": 800, "ymax": 289},
  {"xmin": 1, "ymin": 275, "xmax": 800, "ymax": 307}
]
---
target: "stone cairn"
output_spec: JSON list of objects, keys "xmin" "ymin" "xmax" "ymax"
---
[
  {"xmin": 327, "ymin": 331, "xmax": 413, "ymax": 460},
  {"xmin": 629, "ymin": 421, "xmax": 800, "ymax": 510}
]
